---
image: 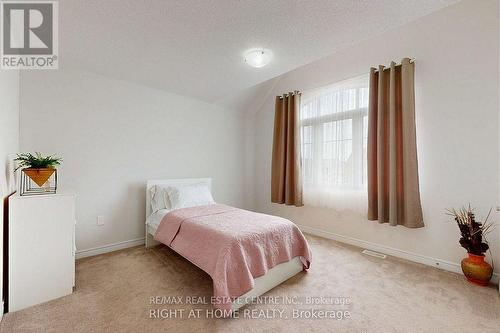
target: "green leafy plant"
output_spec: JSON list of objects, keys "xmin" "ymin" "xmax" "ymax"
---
[
  {"xmin": 446, "ymin": 205, "xmax": 495, "ymax": 255},
  {"xmin": 14, "ymin": 152, "xmax": 62, "ymax": 171}
]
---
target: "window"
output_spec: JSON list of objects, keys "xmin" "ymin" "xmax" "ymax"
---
[{"xmin": 300, "ymin": 74, "xmax": 369, "ymax": 212}]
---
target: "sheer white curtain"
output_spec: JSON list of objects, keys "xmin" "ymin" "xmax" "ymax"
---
[{"xmin": 300, "ymin": 74, "xmax": 369, "ymax": 214}]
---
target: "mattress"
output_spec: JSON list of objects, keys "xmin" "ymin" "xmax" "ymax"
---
[
  {"xmin": 145, "ymin": 204, "xmax": 310, "ymax": 314},
  {"xmin": 154, "ymin": 204, "xmax": 311, "ymax": 314}
]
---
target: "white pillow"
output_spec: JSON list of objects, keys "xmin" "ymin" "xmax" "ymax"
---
[
  {"xmin": 166, "ymin": 183, "xmax": 215, "ymax": 210},
  {"xmin": 149, "ymin": 185, "xmax": 172, "ymax": 213}
]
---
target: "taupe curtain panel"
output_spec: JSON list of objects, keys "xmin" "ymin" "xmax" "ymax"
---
[
  {"xmin": 271, "ymin": 92, "xmax": 303, "ymax": 206},
  {"xmin": 367, "ymin": 58, "xmax": 424, "ymax": 228}
]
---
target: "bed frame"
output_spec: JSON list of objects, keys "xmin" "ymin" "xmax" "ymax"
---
[{"xmin": 145, "ymin": 178, "xmax": 304, "ymax": 311}]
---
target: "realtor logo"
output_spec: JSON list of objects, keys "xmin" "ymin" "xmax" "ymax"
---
[{"xmin": 1, "ymin": 0, "xmax": 58, "ymax": 69}]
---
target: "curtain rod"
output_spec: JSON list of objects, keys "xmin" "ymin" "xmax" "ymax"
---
[
  {"xmin": 373, "ymin": 58, "xmax": 415, "ymax": 73},
  {"xmin": 276, "ymin": 58, "xmax": 415, "ymax": 98},
  {"xmin": 277, "ymin": 90, "xmax": 301, "ymax": 99}
]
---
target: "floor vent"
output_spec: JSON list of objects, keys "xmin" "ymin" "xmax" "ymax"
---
[{"xmin": 362, "ymin": 249, "xmax": 387, "ymax": 259}]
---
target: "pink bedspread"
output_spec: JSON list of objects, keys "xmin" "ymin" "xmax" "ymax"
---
[{"xmin": 154, "ymin": 204, "xmax": 312, "ymax": 313}]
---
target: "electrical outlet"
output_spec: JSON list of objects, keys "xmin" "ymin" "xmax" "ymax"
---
[{"xmin": 97, "ymin": 215, "xmax": 105, "ymax": 226}]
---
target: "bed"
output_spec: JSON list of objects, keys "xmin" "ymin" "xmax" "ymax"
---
[{"xmin": 145, "ymin": 178, "xmax": 311, "ymax": 314}]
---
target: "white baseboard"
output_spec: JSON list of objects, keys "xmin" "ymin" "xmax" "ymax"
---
[
  {"xmin": 0, "ymin": 301, "xmax": 3, "ymax": 322},
  {"xmin": 297, "ymin": 224, "xmax": 499, "ymax": 284},
  {"xmin": 75, "ymin": 237, "xmax": 145, "ymax": 259},
  {"xmin": 73, "ymin": 226, "xmax": 499, "ymax": 286}
]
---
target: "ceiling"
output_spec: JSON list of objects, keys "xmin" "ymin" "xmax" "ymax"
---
[{"xmin": 60, "ymin": 0, "xmax": 459, "ymax": 104}]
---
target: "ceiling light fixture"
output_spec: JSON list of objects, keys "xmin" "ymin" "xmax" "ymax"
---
[{"xmin": 244, "ymin": 48, "xmax": 273, "ymax": 68}]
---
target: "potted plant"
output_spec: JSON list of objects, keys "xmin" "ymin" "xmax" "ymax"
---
[
  {"xmin": 447, "ymin": 205, "xmax": 495, "ymax": 286},
  {"xmin": 14, "ymin": 152, "xmax": 62, "ymax": 187}
]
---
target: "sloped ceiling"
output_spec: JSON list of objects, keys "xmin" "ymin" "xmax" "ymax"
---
[{"xmin": 60, "ymin": 0, "xmax": 459, "ymax": 104}]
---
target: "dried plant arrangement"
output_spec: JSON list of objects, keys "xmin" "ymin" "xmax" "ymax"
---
[{"xmin": 446, "ymin": 205, "xmax": 494, "ymax": 255}]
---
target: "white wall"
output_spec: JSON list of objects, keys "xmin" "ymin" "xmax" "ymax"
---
[
  {"xmin": 0, "ymin": 70, "xmax": 20, "ymax": 314},
  {"xmin": 19, "ymin": 69, "xmax": 253, "ymax": 252},
  {"xmin": 16, "ymin": 0, "xmax": 500, "ymax": 278},
  {"xmin": 252, "ymin": 0, "xmax": 500, "ymax": 273}
]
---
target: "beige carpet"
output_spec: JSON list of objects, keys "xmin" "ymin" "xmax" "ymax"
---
[{"xmin": 1, "ymin": 235, "xmax": 499, "ymax": 333}]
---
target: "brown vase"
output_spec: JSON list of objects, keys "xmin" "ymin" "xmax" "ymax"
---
[
  {"xmin": 461, "ymin": 253, "xmax": 493, "ymax": 286},
  {"xmin": 23, "ymin": 168, "xmax": 56, "ymax": 187}
]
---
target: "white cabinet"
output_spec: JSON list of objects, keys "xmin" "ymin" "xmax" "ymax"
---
[{"xmin": 8, "ymin": 194, "xmax": 75, "ymax": 312}]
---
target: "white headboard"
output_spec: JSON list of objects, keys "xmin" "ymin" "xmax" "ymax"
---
[{"xmin": 145, "ymin": 178, "xmax": 212, "ymax": 219}]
